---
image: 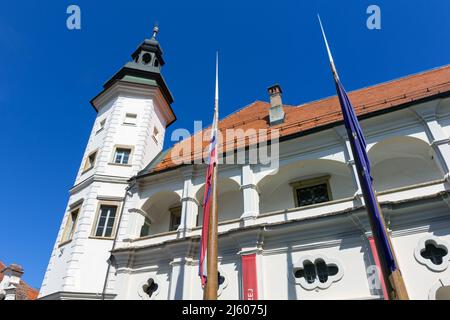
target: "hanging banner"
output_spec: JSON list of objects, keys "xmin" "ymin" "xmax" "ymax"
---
[
  {"xmin": 368, "ymin": 236, "xmax": 389, "ymax": 300},
  {"xmin": 242, "ymin": 254, "xmax": 258, "ymax": 300}
]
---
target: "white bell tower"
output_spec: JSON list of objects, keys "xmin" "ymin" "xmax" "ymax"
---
[{"xmin": 39, "ymin": 26, "xmax": 176, "ymax": 300}]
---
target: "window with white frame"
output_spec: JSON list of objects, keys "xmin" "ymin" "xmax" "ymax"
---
[
  {"xmin": 114, "ymin": 147, "xmax": 131, "ymax": 165},
  {"xmin": 94, "ymin": 205, "xmax": 118, "ymax": 238},
  {"xmin": 123, "ymin": 113, "xmax": 137, "ymax": 125},
  {"xmin": 61, "ymin": 208, "xmax": 79, "ymax": 244}
]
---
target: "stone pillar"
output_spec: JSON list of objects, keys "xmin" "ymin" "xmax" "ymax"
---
[
  {"xmin": 241, "ymin": 165, "xmax": 260, "ymax": 223},
  {"xmin": 168, "ymin": 242, "xmax": 195, "ymax": 300},
  {"xmin": 178, "ymin": 168, "xmax": 199, "ymax": 236},
  {"xmin": 411, "ymin": 104, "xmax": 450, "ymax": 181},
  {"xmin": 334, "ymin": 126, "xmax": 364, "ymax": 205}
]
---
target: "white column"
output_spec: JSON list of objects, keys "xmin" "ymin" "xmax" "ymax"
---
[
  {"xmin": 334, "ymin": 127, "xmax": 364, "ymax": 205},
  {"xmin": 178, "ymin": 168, "xmax": 199, "ymax": 236},
  {"xmin": 168, "ymin": 243, "xmax": 195, "ymax": 300},
  {"xmin": 241, "ymin": 165, "xmax": 260, "ymax": 222},
  {"xmin": 411, "ymin": 105, "xmax": 450, "ymax": 181}
]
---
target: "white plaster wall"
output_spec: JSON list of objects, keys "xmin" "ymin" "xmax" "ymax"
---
[
  {"xmin": 392, "ymin": 226, "xmax": 450, "ymax": 300},
  {"xmin": 75, "ymin": 99, "xmax": 115, "ymax": 184},
  {"xmin": 124, "ymin": 267, "xmax": 171, "ymax": 300},
  {"xmin": 262, "ymin": 239, "xmax": 372, "ymax": 300},
  {"xmin": 372, "ymin": 158, "xmax": 441, "ymax": 191},
  {"xmin": 196, "ymin": 189, "xmax": 244, "ymax": 225},
  {"xmin": 40, "ymin": 91, "xmax": 169, "ymax": 298},
  {"xmin": 39, "ymin": 185, "xmax": 91, "ymax": 297}
]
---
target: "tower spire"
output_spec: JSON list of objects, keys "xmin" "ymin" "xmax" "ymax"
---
[
  {"xmin": 215, "ymin": 52, "xmax": 219, "ymax": 112},
  {"xmin": 152, "ymin": 22, "xmax": 159, "ymax": 39}
]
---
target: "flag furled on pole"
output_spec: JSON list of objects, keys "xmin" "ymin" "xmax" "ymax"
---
[
  {"xmin": 317, "ymin": 15, "xmax": 397, "ymax": 273},
  {"xmin": 318, "ymin": 16, "xmax": 409, "ymax": 300},
  {"xmin": 334, "ymin": 77, "xmax": 397, "ymax": 272},
  {"xmin": 199, "ymin": 54, "xmax": 220, "ymax": 287}
]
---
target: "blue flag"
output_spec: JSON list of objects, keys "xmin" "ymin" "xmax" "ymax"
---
[{"xmin": 335, "ymin": 78, "xmax": 397, "ymax": 272}]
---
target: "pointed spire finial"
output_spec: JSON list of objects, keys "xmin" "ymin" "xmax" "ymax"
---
[
  {"xmin": 317, "ymin": 14, "xmax": 339, "ymax": 80},
  {"xmin": 152, "ymin": 22, "xmax": 159, "ymax": 39},
  {"xmin": 215, "ymin": 52, "xmax": 219, "ymax": 104}
]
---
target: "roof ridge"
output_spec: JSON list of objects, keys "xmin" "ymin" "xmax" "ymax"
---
[
  {"xmin": 295, "ymin": 64, "xmax": 450, "ymax": 108},
  {"xmin": 344, "ymin": 63, "xmax": 450, "ymax": 94}
]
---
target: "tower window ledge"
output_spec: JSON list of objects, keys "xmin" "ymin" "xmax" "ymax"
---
[
  {"xmin": 108, "ymin": 162, "xmax": 132, "ymax": 167},
  {"xmin": 58, "ymin": 239, "xmax": 73, "ymax": 248},
  {"xmin": 89, "ymin": 236, "xmax": 115, "ymax": 241},
  {"xmin": 81, "ymin": 166, "xmax": 94, "ymax": 175},
  {"xmin": 122, "ymin": 123, "xmax": 137, "ymax": 127}
]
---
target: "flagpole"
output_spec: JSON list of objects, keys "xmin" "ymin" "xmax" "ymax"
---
[
  {"xmin": 318, "ymin": 15, "xmax": 409, "ymax": 300},
  {"xmin": 204, "ymin": 53, "xmax": 220, "ymax": 300}
]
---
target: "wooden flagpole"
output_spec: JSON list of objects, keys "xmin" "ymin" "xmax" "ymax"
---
[
  {"xmin": 373, "ymin": 200, "xmax": 409, "ymax": 300},
  {"xmin": 318, "ymin": 15, "xmax": 409, "ymax": 300},
  {"xmin": 204, "ymin": 160, "xmax": 219, "ymax": 300},
  {"xmin": 204, "ymin": 53, "xmax": 220, "ymax": 300}
]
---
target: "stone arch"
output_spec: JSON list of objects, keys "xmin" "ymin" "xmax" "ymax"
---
[
  {"xmin": 257, "ymin": 159, "xmax": 355, "ymax": 214},
  {"xmin": 196, "ymin": 177, "xmax": 244, "ymax": 224},
  {"xmin": 140, "ymin": 191, "xmax": 182, "ymax": 235},
  {"xmin": 368, "ymin": 136, "xmax": 442, "ymax": 192}
]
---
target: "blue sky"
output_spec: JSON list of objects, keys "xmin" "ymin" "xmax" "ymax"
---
[{"xmin": 0, "ymin": 0, "xmax": 449, "ymax": 289}]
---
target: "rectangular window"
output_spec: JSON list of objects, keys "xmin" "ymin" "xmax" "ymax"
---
[
  {"xmin": 94, "ymin": 205, "xmax": 118, "ymax": 238},
  {"xmin": 152, "ymin": 127, "xmax": 160, "ymax": 143},
  {"xmin": 291, "ymin": 176, "xmax": 332, "ymax": 208},
  {"xmin": 123, "ymin": 113, "xmax": 137, "ymax": 125},
  {"xmin": 61, "ymin": 208, "xmax": 79, "ymax": 244},
  {"xmin": 96, "ymin": 119, "xmax": 106, "ymax": 133},
  {"xmin": 169, "ymin": 206, "xmax": 182, "ymax": 232},
  {"xmin": 114, "ymin": 148, "xmax": 131, "ymax": 165},
  {"xmin": 83, "ymin": 151, "xmax": 97, "ymax": 172},
  {"xmin": 140, "ymin": 217, "xmax": 152, "ymax": 237}
]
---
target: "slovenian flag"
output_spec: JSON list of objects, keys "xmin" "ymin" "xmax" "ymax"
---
[{"xmin": 199, "ymin": 55, "xmax": 219, "ymax": 287}]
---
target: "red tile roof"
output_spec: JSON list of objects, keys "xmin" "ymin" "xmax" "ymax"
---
[{"xmin": 141, "ymin": 65, "xmax": 450, "ymax": 176}]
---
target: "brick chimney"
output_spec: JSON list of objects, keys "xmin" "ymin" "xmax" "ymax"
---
[
  {"xmin": 267, "ymin": 84, "xmax": 285, "ymax": 126},
  {"xmin": 0, "ymin": 264, "xmax": 24, "ymax": 300}
]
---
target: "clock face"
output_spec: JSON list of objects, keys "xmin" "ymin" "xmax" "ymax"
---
[{"xmin": 142, "ymin": 53, "xmax": 152, "ymax": 65}]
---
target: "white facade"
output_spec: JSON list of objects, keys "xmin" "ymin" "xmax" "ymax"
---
[
  {"xmin": 39, "ymin": 35, "xmax": 450, "ymax": 300},
  {"xmin": 106, "ymin": 97, "xmax": 450, "ymax": 300},
  {"xmin": 39, "ymin": 80, "xmax": 174, "ymax": 299}
]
